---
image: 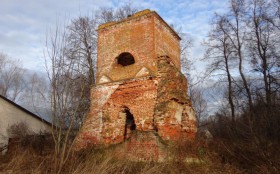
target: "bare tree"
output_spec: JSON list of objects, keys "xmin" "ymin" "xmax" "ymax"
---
[
  {"xmin": 66, "ymin": 16, "xmax": 97, "ymax": 86},
  {"xmin": 95, "ymin": 7, "xmax": 115, "ymax": 24},
  {"xmin": 247, "ymin": 0, "xmax": 279, "ymax": 111},
  {"xmin": 225, "ymin": 0, "xmax": 254, "ymax": 122},
  {"xmin": 42, "ymin": 5, "xmax": 141, "ymax": 171},
  {"xmin": 64, "ymin": 16, "xmax": 98, "ymax": 124},
  {"xmin": 0, "ymin": 52, "xmax": 26, "ymax": 101},
  {"xmin": 114, "ymin": 3, "xmax": 139, "ymax": 20},
  {"xmin": 33, "ymin": 73, "xmax": 50, "ymax": 114},
  {"xmin": 179, "ymin": 32, "xmax": 194, "ymax": 79},
  {"xmin": 61, "ymin": 4, "xmax": 140, "ymax": 124},
  {"xmin": 45, "ymin": 20, "xmax": 89, "ymax": 173},
  {"xmin": 189, "ymin": 87, "xmax": 208, "ymax": 126},
  {"xmin": 204, "ymin": 0, "xmax": 280, "ymax": 142},
  {"xmin": 204, "ymin": 15, "xmax": 236, "ymax": 122},
  {"xmin": 95, "ymin": 3, "xmax": 139, "ymax": 24}
]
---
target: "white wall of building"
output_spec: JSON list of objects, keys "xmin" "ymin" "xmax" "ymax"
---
[{"xmin": 0, "ymin": 97, "xmax": 51, "ymax": 154}]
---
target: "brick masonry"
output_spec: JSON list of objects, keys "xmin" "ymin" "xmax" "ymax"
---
[{"xmin": 74, "ymin": 9, "xmax": 197, "ymax": 161}]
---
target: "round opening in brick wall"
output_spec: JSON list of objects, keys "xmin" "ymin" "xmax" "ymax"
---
[{"xmin": 117, "ymin": 52, "xmax": 135, "ymax": 66}]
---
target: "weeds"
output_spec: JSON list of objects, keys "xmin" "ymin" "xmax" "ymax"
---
[
  {"xmin": 1, "ymin": 120, "xmax": 278, "ymax": 174},
  {"xmin": 0, "ymin": 135, "xmax": 244, "ymax": 174}
]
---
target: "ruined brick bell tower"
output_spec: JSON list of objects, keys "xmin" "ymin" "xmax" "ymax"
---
[{"xmin": 74, "ymin": 10, "xmax": 197, "ymax": 160}]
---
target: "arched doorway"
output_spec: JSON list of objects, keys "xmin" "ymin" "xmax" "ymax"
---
[{"xmin": 123, "ymin": 107, "xmax": 136, "ymax": 140}]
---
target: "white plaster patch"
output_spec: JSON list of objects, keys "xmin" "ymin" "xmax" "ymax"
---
[
  {"xmin": 96, "ymin": 84, "xmax": 119, "ymax": 106},
  {"xmin": 135, "ymin": 67, "xmax": 150, "ymax": 77},
  {"xmin": 141, "ymin": 119, "xmax": 145, "ymax": 126},
  {"xmin": 98, "ymin": 75, "xmax": 112, "ymax": 84},
  {"xmin": 175, "ymin": 104, "xmax": 183, "ymax": 123},
  {"xmin": 168, "ymin": 101, "xmax": 183, "ymax": 123},
  {"xmin": 185, "ymin": 106, "xmax": 196, "ymax": 121}
]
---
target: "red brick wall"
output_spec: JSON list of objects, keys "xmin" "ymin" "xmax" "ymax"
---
[
  {"xmin": 74, "ymin": 57, "xmax": 197, "ymax": 149},
  {"xmin": 100, "ymin": 77, "xmax": 157, "ymax": 144},
  {"xmin": 74, "ymin": 77, "xmax": 158, "ymax": 148},
  {"xmin": 97, "ymin": 13, "xmax": 156, "ymax": 83},
  {"xmin": 115, "ymin": 131, "xmax": 167, "ymax": 161},
  {"xmin": 96, "ymin": 10, "xmax": 181, "ymax": 84},
  {"xmin": 74, "ymin": 10, "xmax": 197, "ymax": 155},
  {"xmin": 154, "ymin": 17, "xmax": 181, "ymax": 69},
  {"xmin": 154, "ymin": 56, "xmax": 197, "ymax": 141}
]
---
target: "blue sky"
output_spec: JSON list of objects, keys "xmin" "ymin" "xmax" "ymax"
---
[{"xmin": 0, "ymin": 0, "xmax": 228, "ymax": 72}]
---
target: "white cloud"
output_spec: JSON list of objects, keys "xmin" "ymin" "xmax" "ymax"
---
[
  {"xmin": 0, "ymin": 0, "xmax": 114, "ymax": 71},
  {"xmin": 0, "ymin": 0, "xmax": 229, "ymax": 72}
]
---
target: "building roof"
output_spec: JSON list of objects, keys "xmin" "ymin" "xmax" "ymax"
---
[
  {"xmin": 0, "ymin": 95, "xmax": 52, "ymax": 126},
  {"xmin": 97, "ymin": 9, "xmax": 181, "ymax": 40}
]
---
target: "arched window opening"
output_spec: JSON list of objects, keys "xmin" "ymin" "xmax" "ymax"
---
[
  {"xmin": 123, "ymin": 108, "xmax": 136, "ymax": 140},
  {"xmin": 117, "ymin": 52, "xmax": 135, "ymax": 66}
]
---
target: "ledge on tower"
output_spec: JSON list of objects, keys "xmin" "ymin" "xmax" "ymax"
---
[{"xmin": 97, "ymin": 9, "xmax": 181, "ymax": 40}]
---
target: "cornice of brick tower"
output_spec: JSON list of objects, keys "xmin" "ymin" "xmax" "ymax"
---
[
  {"xmin": 97, "ymin": 10, "xmax": 181, "ymax": 40},
  {"xmin": 74, "ymin": 9, "xmax": 197, "ymax": 161}
]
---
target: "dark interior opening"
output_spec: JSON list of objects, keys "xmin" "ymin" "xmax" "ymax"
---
[
  {"xmin": 125, "ymin": 109, "xmax": 136, "ymax": 130},
  {"xmin": 123, "ymin": 108, "xmax": 136, "ymax": 140},
  {"xmin": 117, "ymin": 52, "xmax": 135, "ymax": 66}
]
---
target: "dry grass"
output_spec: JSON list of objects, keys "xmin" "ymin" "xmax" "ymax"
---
[
  {"xmin": 207, "ymin": 115, "xmax": 280, "ymax": 174},
  {"xmin": 0, "ymin": 139, "xmax": 244, "ymax": 174},
  {"xmin": 1, "ymin": 129, "xmax": 279, "ymax": 174}
]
